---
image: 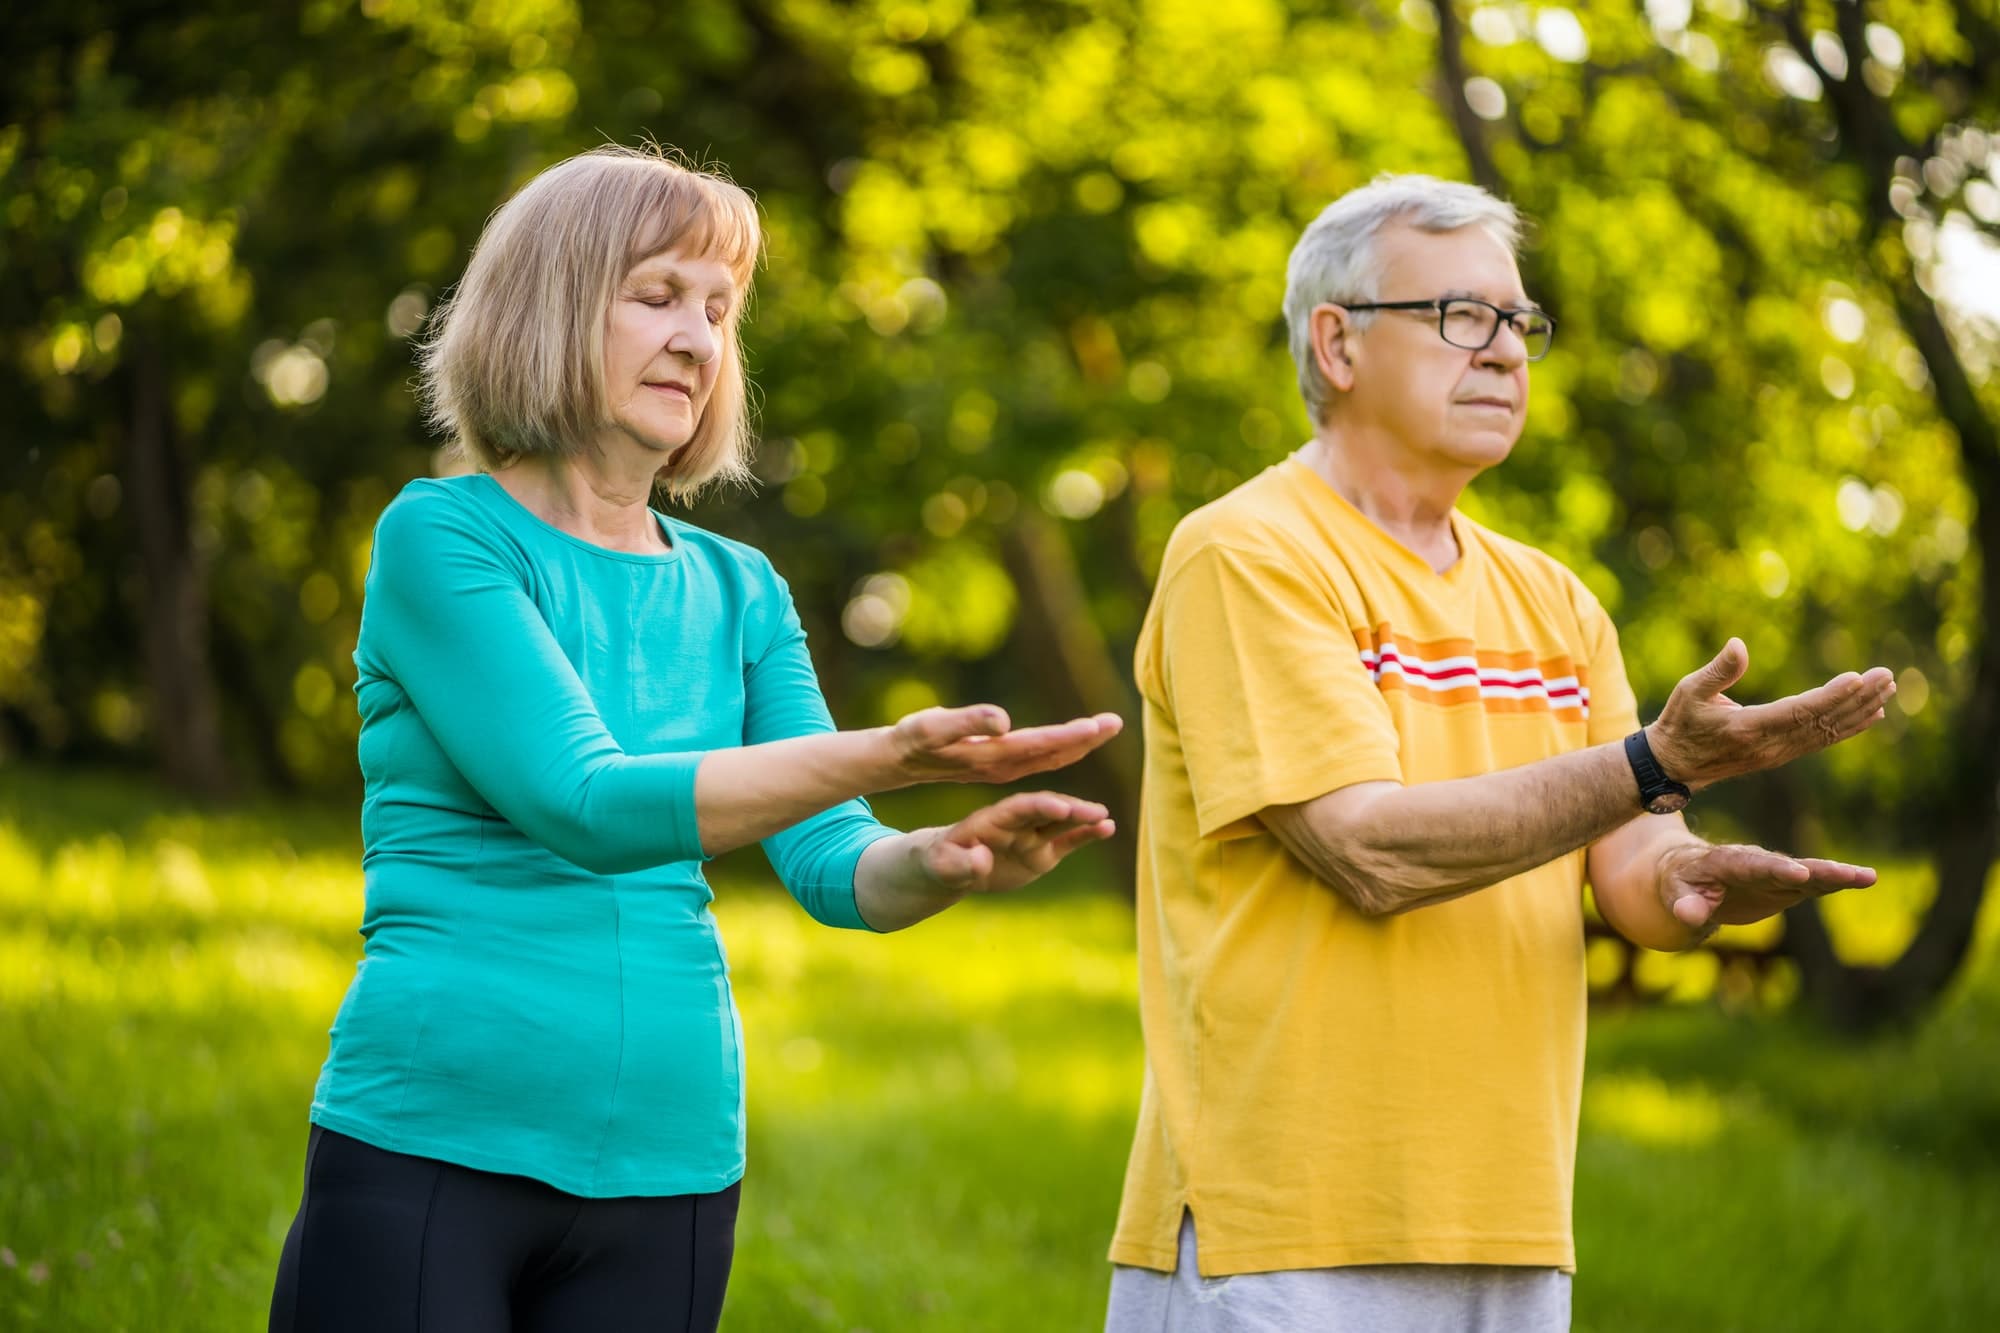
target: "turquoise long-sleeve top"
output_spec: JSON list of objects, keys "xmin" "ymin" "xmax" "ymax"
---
[{"xmin": 310, "ymin": 473, "xmax": 895, "ymax": 1197}]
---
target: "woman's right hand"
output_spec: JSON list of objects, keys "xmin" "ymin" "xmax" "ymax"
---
[
  {"xmin": 882, "ymin": 705, "xmax": 1123, "ymax": 787},
  {"xmin": 851, "ymin": 789, "xmax": 1117, "ymax": 930}
]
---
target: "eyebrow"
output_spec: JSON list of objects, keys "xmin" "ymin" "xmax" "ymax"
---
[
  {"xmin": 1438, "ymin": 286, "xmax": 1540, "ymax": 309},
  {"xmin": 626, "ymin": 264, "xmax": 737, "ymax": 302}
]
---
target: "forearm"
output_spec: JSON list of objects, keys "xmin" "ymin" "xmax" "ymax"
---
[
  {"xmin": 1267, "ymin": 740, "xmax": 1643, "ymax": 915},
  {"xmin": 851, "ymin": 828, "xmax": 963, "ymax": 932},
  {"xmin": 694, "ymin": 727, "xmax": 902, "ymax": 858},
  {"xmin": 1589, "ymin": 817, "xmax": 1710, "ymax": 952}
]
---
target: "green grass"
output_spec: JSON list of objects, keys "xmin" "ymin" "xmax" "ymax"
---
[{"xmin": 4, "ymin": 766, "xmax": 1997, "ymax": 1330}]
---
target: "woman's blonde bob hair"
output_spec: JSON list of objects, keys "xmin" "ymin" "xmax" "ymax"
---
[{"xmin": 418, "ymin": 144, "xmax": 763, "ymax": 502}]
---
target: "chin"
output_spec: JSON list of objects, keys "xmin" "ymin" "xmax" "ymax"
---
[
  {"xmin": 616, "ymin": 420, "xmax": 697, "ymax": 458},
  {"xmin": 1438, "ymin": 434, "xmax": 1517, "ymax": 469}
]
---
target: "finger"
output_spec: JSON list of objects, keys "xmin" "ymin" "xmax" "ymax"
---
[
  {"xmin": 927, "ymin": 836, "xmax": 993, "ymax": 888},
  {"xmin": 1827, "ymin": 671, "xmax": 1898, "ymax": 724},
  {"xmin": 903, "ymin": 704, "xmax": 1011, "ymax": 751},
  {"xmin": 978, "ymin": 792, "xmax": 1109, "ymax": 833},
  {"xmin": 1738, "ymin": 678, "xmax": 1880, "ymax": 757},
  {"xmin": 1796, "ymin": 690, "xmax": 1895, "ymax": 753},
  {"xmin": 993, "ymin": 740, "xmax": 1116, "ymax": 778},
  {"xmin": 1685, "ymin": 638, "xmax": 1749, "ymax": 700},
  {"xmin": 1826, "ymin": 678, "xmax": 1897, "ymax": 728},
  {"xmin": 952, "ymin": 794, "xmax": 1075, "ymax": 844},
  {"xmin": 1808, "ymin": 705, "xmax": 1895, "ymax": 756},
  {"xmin": 1704, "ymin": 844, "xmax": 1811, "ymax": 885},
  {"xmin": 970, "ymin": 717, "xmax": 1108, "ymax": 753},
  {"xmin": 1796, "ymin": 857, "xmax": 1877, "ymax": 890},
  {"xmin": 1670, "ymin": 887, "xmax": 1719, "ymax": 928},
  {"xmin": 1001, "ymin": 714, "xmax": 1117, "ymax": 743},
  {"xmin": 1746, "ymin": 673, "xmax": 1862, "ymax": 735},
  {"xmin": 1047, "ymin": 818, "xmax": 1117, "ymax": 858},
  {"xmin": 1741, "ymin": 665, "xmax": 1894, "ymax": 744},
  {"xmin": 941, "ymin": 719, "xmax": 1116, "ymax": 774}
]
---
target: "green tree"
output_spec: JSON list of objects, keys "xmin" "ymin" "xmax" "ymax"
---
[
  {"xmin": 5, "ymin": 0, "xmax": 1993, "ymax": 1021},
  {"xmin": 2, "ymin": 0, "xmax": 585, "ymax": 794},
  {"xmin": 1426, "ymin": 0, "xmax": 1998, "ymax": 1027}
]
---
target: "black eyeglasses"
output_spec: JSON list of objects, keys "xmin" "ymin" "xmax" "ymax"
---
[{"xmin": 1340, "ymin": 297, "xmax": 1556, "ymax": 361}]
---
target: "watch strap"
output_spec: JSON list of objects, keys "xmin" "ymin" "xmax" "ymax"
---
[{"xmin": 1624, "ymin": 729, "xmax": 1692, "ymax": 811}]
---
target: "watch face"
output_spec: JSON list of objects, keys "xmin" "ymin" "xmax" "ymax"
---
[{"xmin": 1646, "ymin": 791, "xmax": 1691, "ymax": 815}]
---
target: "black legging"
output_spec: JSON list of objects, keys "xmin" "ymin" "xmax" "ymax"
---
[{"xmin": 269, "ymin": 1126, "xmax": 739, "ymax": 1332}]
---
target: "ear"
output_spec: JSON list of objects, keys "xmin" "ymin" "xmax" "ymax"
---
[{"xmin": 1310, "ymin": 303, "xmax": 1358, "ymax": 395}]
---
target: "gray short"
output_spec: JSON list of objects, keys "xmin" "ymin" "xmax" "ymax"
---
[{"xmin": 1105, "ymin": 1213, "xmax": 1571, "ymax": 1333}]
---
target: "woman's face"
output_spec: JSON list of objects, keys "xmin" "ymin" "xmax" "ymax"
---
[{"xmin": 600, "ymin": 245, "xmax": 739, "ymax": 462}]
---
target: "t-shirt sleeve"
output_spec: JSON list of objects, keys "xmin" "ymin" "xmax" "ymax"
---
[
  {"xmin": 744, "ymin": 570, "xmax": 896, "ymax": 932},
  {"xmin": 1156, "ymin": 543, "xmax": 1405, "ymax": 839},
  {"xmin": 1575, "ymin": 583, "xmax": 1642, "ymax": 747},
  {"xmin": 361, "ymin": 485, "xmax": 707, "ymax": 876}
]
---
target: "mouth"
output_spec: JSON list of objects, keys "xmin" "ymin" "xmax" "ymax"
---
[
  {"xmin": 1457, "ymin": 397, "xmax": 1515, "ymax": 411},
  {"xmin": 644, "ymin": 382, "xmax": 692, "ymax": 401}
]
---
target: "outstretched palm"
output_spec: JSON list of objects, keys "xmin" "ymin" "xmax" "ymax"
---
[
  {"xmin": 922, "ymin": 792, "xmax": 1117, "ymax": 895},
  {"xmin": 1657, "ymin": 842, "xmax": 1876, "ymax": 932},
  {"xmin": 889, "ymin": 706, "xmax": 1124, "ymax": 786}
]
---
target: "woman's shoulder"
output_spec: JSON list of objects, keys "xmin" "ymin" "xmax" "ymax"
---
[
  {"xmin": 659, "ymin": 516, "xmax": 788, "ymax": 587},
  {"xmin": 370, "ymin": 475, "xmax": 517, "ymax": 569},
  {"xmin": 378, "ymin": 473, "xmax": 487, "ymax": 527}
]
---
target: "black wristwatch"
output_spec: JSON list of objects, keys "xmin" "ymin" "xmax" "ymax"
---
[{"xmin": 1624, "ymin": 729, "xmax": 1692, "ymax": 814}]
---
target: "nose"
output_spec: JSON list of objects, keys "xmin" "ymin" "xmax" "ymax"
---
[
  {"xmin": 667, "ymin": 309, "xmax": 718, "ymax": 365},
  {"xmin": 1476, "ymin": 317, "xmax": 1529, "ymax": 372}
]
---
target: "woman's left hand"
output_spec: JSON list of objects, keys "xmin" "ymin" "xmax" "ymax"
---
[{"xmin": 921, "ymin": 791, "xmax": 1116, "ymax": 895}]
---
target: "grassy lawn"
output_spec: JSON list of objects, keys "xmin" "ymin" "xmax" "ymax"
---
[{"xmin": 4, "ymin": 766, "xmax": 1997, "ymax": 1330}]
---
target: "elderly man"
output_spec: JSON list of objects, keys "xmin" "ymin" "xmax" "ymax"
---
[{"xmin": 1103, "ymin": 174, "xmax": 1896, "ymax": 1332}]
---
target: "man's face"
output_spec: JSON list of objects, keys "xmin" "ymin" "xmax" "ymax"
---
[
  {"xmin": 601, "ymin": 246, "xmax": 737, "ymax": 460},
  {"xmin": 1340, "ymin": 223, "xmax": 1533, "ymax": 470}
]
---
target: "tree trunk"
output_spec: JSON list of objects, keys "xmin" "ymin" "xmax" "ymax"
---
[
  {"xmin": 1000, "ymin": 510, "xmax": 1142, "ymax": 892},
  {"xmin": 1430, "ymin": 0, "xmax": 2000, "ymax": 1029},
  {"xmin": 1765, "ymin": 0, "xmax": 2000, "ymax": 1030},
  {"xmin": 1431, "ymin": 0, "xmax": 1504, "ymax": 197},
  {"xmin": 124, "ymin": 324, "xmax": 231, "ymax": 799}
]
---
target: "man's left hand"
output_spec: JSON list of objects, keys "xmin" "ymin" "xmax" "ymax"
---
[{"xmin": 1656, "ymin": 842, "xmax": 1876, "ymax": 934}]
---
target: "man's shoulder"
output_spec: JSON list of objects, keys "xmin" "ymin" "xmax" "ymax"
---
[
  {"xmin": 1461, "ymin": 514, "xmax": 1604, "ymax": 614},
  {"xmin": 1160, "ymin": 464, "xmax": 1319, "ymax": 576}
]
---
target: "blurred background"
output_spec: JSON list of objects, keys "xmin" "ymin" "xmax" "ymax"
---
[{"xmin": 4, "ymin": 0, "xmax": 1998, "ymax": 1328}]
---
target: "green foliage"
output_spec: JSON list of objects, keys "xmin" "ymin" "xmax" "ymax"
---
[
  {"xmin": 4, "ymin": 0, "xmax": 1995, "ymax": 860},
  {"xmin": 4, "ymin": 769, "xmax": 1999, "ymax": 1329}
]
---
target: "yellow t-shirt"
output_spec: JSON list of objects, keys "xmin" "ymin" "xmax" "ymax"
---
[{"xmin": 1109, "ymin": 455, "xmax": 1640, "ymax": 1277}]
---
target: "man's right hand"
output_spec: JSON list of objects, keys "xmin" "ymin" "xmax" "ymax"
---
[{"xmin": 1646, "ymin": 638, "xmax": 1896, "ymax": 792}]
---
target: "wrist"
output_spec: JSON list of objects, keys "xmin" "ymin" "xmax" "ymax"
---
[
  {"xmin": 907, "ymin": 826, "xmax": 970, "ymax": 900},
  {"xmin": 1652, "ymin": 840, "xmax": 1719, "ymax": 948},
  {"xmin": 860, "ymin": 725, "xmax": 917, "ymax": 792},
  {"xmin": 1643, "ymin": 722, "xmax": 1719, "ymax": 794},
  {"xmin": 1653, "ymin": 839, "xmax": 1707, "ymax": 883},
  {"xmin": 1629, "ymin": 727, "xmax": 1693, "ymax": 812},
  {"xmin": 854, "ymin": 829, "xmax": 964, "ymax": 932},
  {"xmin": 1641, "ymin": 723, "xmax": 1680, "ymax": 781}
]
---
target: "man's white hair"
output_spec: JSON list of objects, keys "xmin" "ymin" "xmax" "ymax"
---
[{"xmin": 1283, "ymin": 174, "xmax": 1522, "ymax": 422}]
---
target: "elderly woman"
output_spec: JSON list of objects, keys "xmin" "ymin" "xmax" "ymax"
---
[{"xmin": 268, "ymin": 146, "xmax": 1120, "ymax": 1333}]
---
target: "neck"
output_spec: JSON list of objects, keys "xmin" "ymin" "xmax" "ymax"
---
[
  {"xmin": 1300, "ymin": 422, "xmax": 1474, "ymax": 574},
  {"xmin": 493, "ymin": 451, "xmax": 668, "ymax": 554}
]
